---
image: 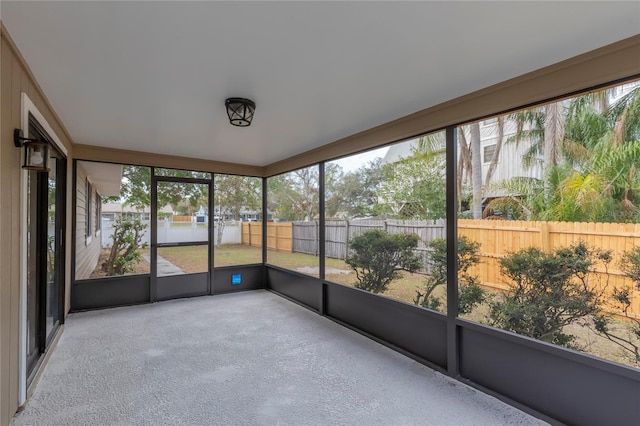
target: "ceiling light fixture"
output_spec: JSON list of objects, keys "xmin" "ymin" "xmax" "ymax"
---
[{"xmin": 225, "ymin": 98, "xmax": 256, "ymax": 127}]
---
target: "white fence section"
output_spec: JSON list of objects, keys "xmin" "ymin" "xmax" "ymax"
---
[
  {"xmin": 214, "ymin": 224, "xmax": 241, "ymax": 245},
  {"xmin": 156, "ymin": 220, "xmax": 208, "ymax": 244},
  {"xmin": 101, "ymin": 219, "xmax": 150, "ymax": 248},
  {"xmin": 101, "ymin": 219, "xmax": 241, "ymax": 247}
]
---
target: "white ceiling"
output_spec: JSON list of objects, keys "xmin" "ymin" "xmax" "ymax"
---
[{"xmin": 2, "ymin": 1, "xmax": 639, "ymax": 167}]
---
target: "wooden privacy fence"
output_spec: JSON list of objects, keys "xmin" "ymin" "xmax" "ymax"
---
[
  {"xmin": 458, "ymin": 219, "xmax": 640, "ymax": 317},
  {"xmin": 242, "ymin": 220, "xmax": 447, "ymax": 259},
  {"xmin": 243, "ymin": 219, "xmax": 640, "ymax": 315},
  {"xmin": 325, "ymin": 219, "xmax": 446, "ymax": 272},
  {"xmin": 241, "ymin": 222, "xmax": 292, "ymax": 252},
  {"xmin": 242, "ymin": 219, "xmax": 447, "ymax": 272},
  {"xmin": 292, "ymin": 221, "xmax": 319, "ymax": 255}
]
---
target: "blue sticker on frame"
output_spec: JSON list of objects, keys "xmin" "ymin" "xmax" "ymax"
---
[{"xmin": 232, "ymin": 274, "xmax": 242, "ymax": 285}]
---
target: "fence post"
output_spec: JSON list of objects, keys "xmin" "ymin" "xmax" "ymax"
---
[
  {"xmin": 248, "ymin": 222, "xmax": 252, "ymax": 246},
  {"xmin": 344, "ymin": 220, "xmax": 350, "ymax": 260},
  {"xmin": 384, "ymin": 220, "xmax": 388, "ymax": 233},
  {"xmin": 274, "ymin": 223, "xmax": 279, "ymax": 251},
  {"xmin": 540, "ymin": 221, "xmax": 550, "ymax": 251},
  {"xmin": 315, "ymin": 220, "xmax": 319, "ymax": 256}
]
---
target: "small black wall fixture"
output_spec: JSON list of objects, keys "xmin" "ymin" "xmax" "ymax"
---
[
  {"xmin": 14, "ymin": 129, "xmax": 50, "ymax": 172},
  {"xmin": 225, "ymin": 98, "xmax": 256, "ymax": 127}
]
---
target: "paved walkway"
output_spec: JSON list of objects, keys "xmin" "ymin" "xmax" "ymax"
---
[
  {"xmin": 12, "ymin": 291, "xmax": 547, "ymax": 426},
  {"xmin": 142, "ymin": 254, "xmax": 184, "ymax": 276}
]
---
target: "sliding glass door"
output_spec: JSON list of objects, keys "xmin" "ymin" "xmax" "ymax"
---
[{"xmin": 26, "ymin": 118, "xmax": 65, "ymax": 383}]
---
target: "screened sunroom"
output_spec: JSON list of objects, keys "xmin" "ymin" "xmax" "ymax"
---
[{"xmin": 1, "ymin": 2, "xmax": 639, "ymax": 426}]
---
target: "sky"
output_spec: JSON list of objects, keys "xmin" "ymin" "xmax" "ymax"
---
[{"xmin": 331, "ymin": 146, "xmax": 389, "ymax": 173}]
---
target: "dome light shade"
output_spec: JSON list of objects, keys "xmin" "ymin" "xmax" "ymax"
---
[{"xmin": 225, "ymin": 98, "xmax": 256, "ymax": 127}]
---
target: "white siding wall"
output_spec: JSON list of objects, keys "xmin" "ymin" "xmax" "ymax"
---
[
  {"xmin": 74, "ymin": 164, "xmax": 102, "ymax": 280},
  {"xmin": 480, "ymin": 119, "xmax": 543, "ymax": 197}
]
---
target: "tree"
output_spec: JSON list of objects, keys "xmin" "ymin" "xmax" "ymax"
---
[
  {"xmin": 345, "ymin": 230, "xmax": 422, "ymax": 294},
  {"xmin": 620, "ymin": 246, "xmax": 640, "ymax": 291},
  {"xmin": 378, "ymin": 151, "xmax": 446, "ymax": 220},
  {"xmin": 543, "ymin": 102, "xmax": 566, "ymax": 170},
  {"xmin": 267, "ymin": 166, "xmax": 320, "ymax": 221},
  {"xmin": 102, "ymin": 217, "xmax": 148, "ymax": 275},
  {"xmin": 324, "ymin": 163, "xmax": 344, "ymax": 218},
  {"xmin": 457, "ymin": 121, "xmax": 492, "ymax": 219},
  {"xmin": 414, "ymin": 236, "xmax": 486, "ymax": 314},
  {"xmin": 593, "ymin": 246, "xmax": 640, "ymax": 364},
  {"xmin": 214, "ymin": 175, "xmax": 261, "ymax": 246},
  {"xmin": 113, "ymin": 166, "xmax": 209, "ymax": 214},
  {"xmin": 492, "ymin": 83, "xmax": 640, "ymax": 222},
  {"xmin": 328, "ymin": 159, "xmax": 384, "ymax": 219},
  {"xmin": 469, "ymin": 122, "xmax": 484, "ymax": 219},
  {"xmin": 484, "ymin": 116, "xmax": 505, "ymax": 188},
  {"xmin": 489, "ymin": 242, "xmax": 611, "ymax": 348},
  {"xmin": 457, "ymin": 128, "xmax": 473, "ymax": 213}
]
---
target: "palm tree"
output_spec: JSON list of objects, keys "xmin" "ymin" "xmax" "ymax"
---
[
  {"xmin": 492, "ymin": 81, "xmax": 640, "ymax": 222},
  {"xmin": 484, "ymin": 116, "xmax": 505, "ymax": 188},
  {"xmin": 543, "ymin": 102, "xmax": 566, "ymax": 168},
  {"xmin": 457, "ymin": 128, "xmax": 472, "ymax": 212},
  {"xmin": 469, "ymin": 122, "xmax": 483, "ymax": 219},
  {"xmin": 456, "ymin": 122, "xmax": 485, "ymax": 219}
]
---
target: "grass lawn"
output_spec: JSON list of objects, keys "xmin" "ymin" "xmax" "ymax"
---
[
  {"xmin": 158, "ymin": 246, "xmax": 208, "ymax": 272},
  {"xmin": 266, "ymin": 249, "xmax": 444, "ymax": 309},
  {"xmin": 158, "ymin": 244, "xmax": 264, "ymax": 270},
  {"xmin": 215, "ymin": 244, "xmax": 263, "ymax": 266},
  {"xmin": 266, "ymin": 249, "xmax": 346, "ymax": 276}
]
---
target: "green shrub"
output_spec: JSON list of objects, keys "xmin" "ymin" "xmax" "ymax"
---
[
  {"xmin": 414, "ymin": 236, "xmax": 486, "ymax": 314},
  {"xmin": 490, "ymin": 242, "xmax": 611, "ymax": 347},
  {"xmin": 621, "ymin": 246, "xmax": 640, "ymax": 291},
  {"xmin": 593, "ymin": 246, "xmax": 640, "ymax": 364},
  {"xmin": 102, "ymin": 217, "xmax": 148, "ymax": 276},
  {"xmin": 346, "ymin": 229, "xmax": 422, "ymax": 294}
]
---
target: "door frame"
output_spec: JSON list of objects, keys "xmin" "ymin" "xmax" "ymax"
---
[
  {"xmin": 19, "ymin": 93, "xmax": 68, "ymax": 406},
  {"xmin": 150, "ymin": 172, "xmax": 214, "ymax": 301}
]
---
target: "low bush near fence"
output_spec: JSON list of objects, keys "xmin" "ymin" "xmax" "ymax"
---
[
  {"xmin": 414, "ymin": 236, "xmax": 486, "ymax": 314},
  {"xmin": 489, "ymin": 242, "xmax": 612, "ymax": 348},
  {"xmin": 243, "ymin": 220, "xmax": 640, "ymax": 317},
  {"xmin": 345, "ymin": 230, "xmax": 422, "ymax": 294}
]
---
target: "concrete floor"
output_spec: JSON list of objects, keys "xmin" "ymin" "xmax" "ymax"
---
[{"xmin": 12, "ymin": 290, "xmax": 548, "ymax": 426}]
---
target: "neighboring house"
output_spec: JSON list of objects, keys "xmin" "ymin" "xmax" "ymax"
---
[
  {"xmin": 382, "ymin": 120, "xmax": 543, "ymax": 203},
  {"xmin": 75, "ymin": 162, "xmax": 123, "ymax": 280},
  {"xmin": 212, "ymin": 206, "xmax": 269, "ymax": 222},
  {"xmin": 239, "ymin": 207, "xmax": 269, "ymax": 221},
  {"xmin": 101, "ymin": 203, "xmax": 172, "ymax": 222},
  {"xmin": 477, "ymin": 118, "xmax": 543, "ymax": 198}
]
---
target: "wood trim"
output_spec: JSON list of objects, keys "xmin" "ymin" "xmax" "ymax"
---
[
  {"xmin": 264, "ymin": 34, "xmax": 640, "ymax": 176},
  {"xmin": 73, "ymin": 144, "xmax": 265, "ymax": 177}
]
